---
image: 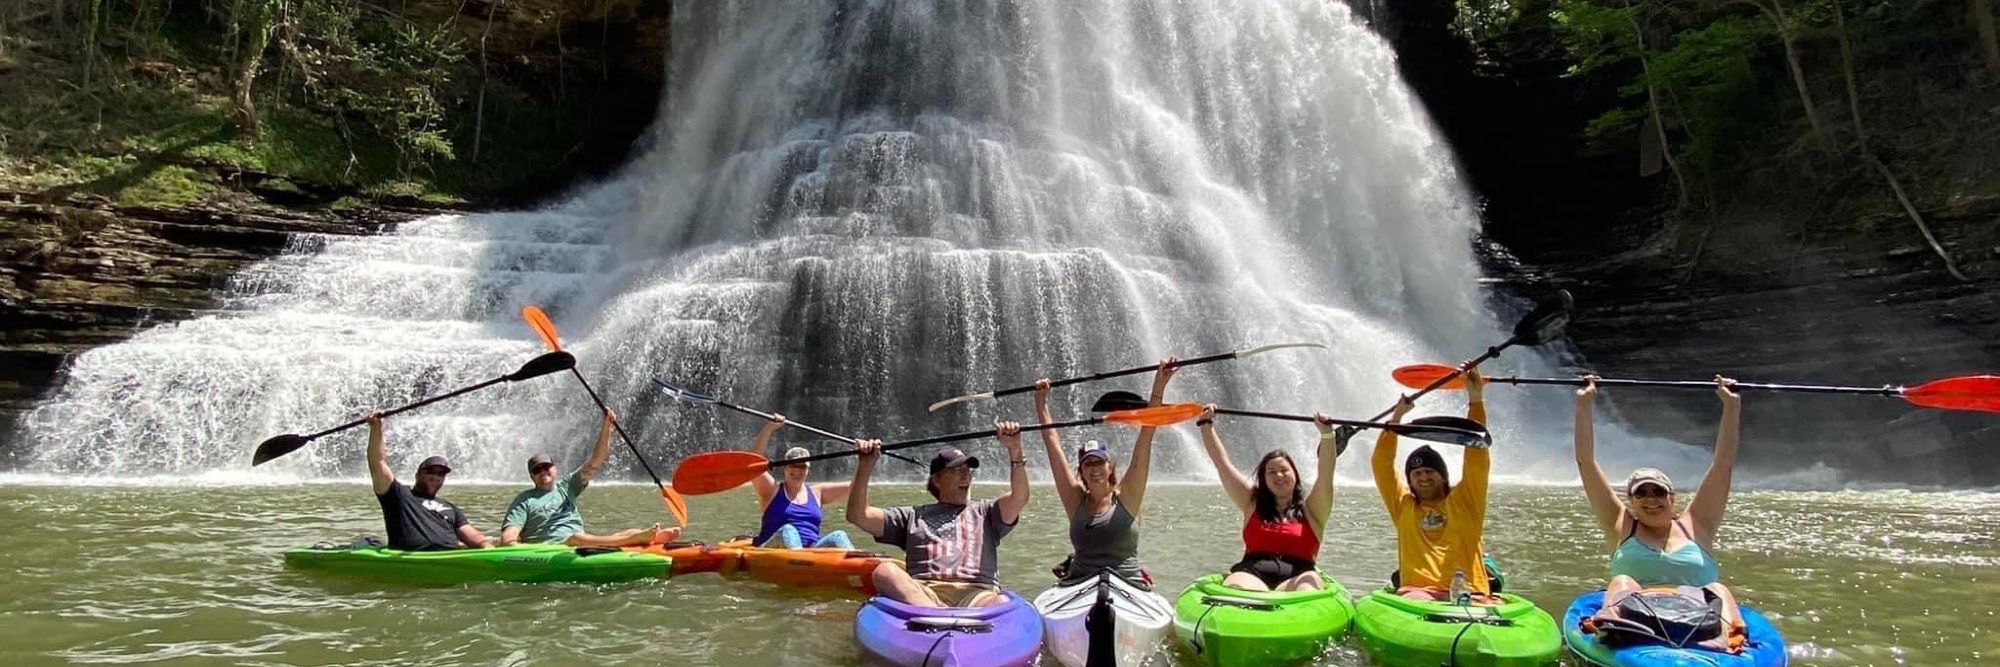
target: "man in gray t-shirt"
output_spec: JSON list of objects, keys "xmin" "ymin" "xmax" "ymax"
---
[{"xmin": 848, "ymin": 422, "xmax": 1030, "ymax": 608}]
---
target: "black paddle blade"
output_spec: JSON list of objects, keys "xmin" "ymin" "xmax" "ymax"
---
[
  {"xmin": 1400, "ymin": 416, "xmax": 1493, "ymax": 448},
  {"xmin": 506, "ymin": 350, "xmax": 576, "ymax": 381},
  {"xmin": 1090, "ymin": 390, "xmax": 1151, "ymax": 412},
  {"xmin": 1511, "ymin": 290, "xmax": 1573, "ymax": 346},
  {"xmin": 251, "ymin": 433, "xmax": 311, "ymax": 466}
]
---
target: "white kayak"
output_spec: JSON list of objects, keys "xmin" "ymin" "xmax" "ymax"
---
[{"xmin": 1034, "ymin": 570, "xmax": 1174, "ymax": 667}]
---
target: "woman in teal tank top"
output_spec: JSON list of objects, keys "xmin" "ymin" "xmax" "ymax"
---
[
  {"xmin": 1033, "ymin": 357, "xmax": 1178, "ymax": 588},
  {"xmin": 1575, "ymin": 375, "xmax": 1744, "ymax": 651}
]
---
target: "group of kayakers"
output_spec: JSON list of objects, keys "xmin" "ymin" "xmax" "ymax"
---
[
  {"xmin": 362, "ymin": 409, "xmax": 678, "ymax": 552},
  {"xmin": 357, "ymin": 355, "xmax": 1748, "ymax": 652}
]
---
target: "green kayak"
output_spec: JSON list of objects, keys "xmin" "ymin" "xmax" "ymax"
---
[
  {"xmin": 1171, "ymin": 573, "xmax": 1357, "ymax": 667},
  {"xmin": 1353, "ymin": 589, "xmax": 1560, "ymax": 667},
  {"xmin": 282, "ymin": 543, "xmax": 673, "ymax": 585}
]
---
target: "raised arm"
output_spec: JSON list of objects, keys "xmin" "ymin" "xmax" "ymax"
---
[
  {"xmin": 1034, "ymin": 379, "xmax": 1083, "ymax": 517},
  {"xmin": 1456, "ymin": 370, "xmax": 1492, "ymax": 518},
  {"xmin": 1197, "ymin": 405, "xmax": 1254, "ymax": 514},
  {"xmin": 366, "ymin": 412, "xmax": 394, "ymax": 496},
  {"xmin": 575, "ymin": 409, "xmax": 616, "ymax": 487},
  {"xmin": 1573, "ymin": 376, "xmax": 1625, "ymax": 547},
  {"xmin": 995, "ymin": 421, "xmax": 1031, "ymax": 525},
  {"xmin": 1686, "ymin": 377, "xmax": 1740, "ymax": 548},
  {"xmin": 745, "ymin": 414, "xmax": 786, "ymax": 507},
  {"xmin": 844, "ymin": 439, "xmax": 888, "ymax": 536},
  {"xmin": 1120, "ymin": 357, "xmax": 1177, "ymax": 518},
  {"xmin": 1302, "ymin": 414, "xmax": 1342, "ymax": 538},
  {"xmin": 1372, "ymin": 397, "xmax": 1415, "ymax": 513}
]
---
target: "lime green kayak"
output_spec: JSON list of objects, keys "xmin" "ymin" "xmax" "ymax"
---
[
  {"xmin": 1171, "ymin": 573, "xmax": 1356, "ymax": 667},
  {"xmin": 283, "ymin": 543, "xmax": 673, "ymax": 585},
  {"xmin": 1353, "ymin": 589, "xmax": 1560, "ymax": 667}
]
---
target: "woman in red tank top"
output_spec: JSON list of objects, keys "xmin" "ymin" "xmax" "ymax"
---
[{"xmin": 1195, "ymin": 404, "xmax": 1351, "ymax": 591}]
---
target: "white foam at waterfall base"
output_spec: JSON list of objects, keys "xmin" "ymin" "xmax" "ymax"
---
[{"xmin": 15, "ymin": 0, "xmax": 1707, "ymax": 484}]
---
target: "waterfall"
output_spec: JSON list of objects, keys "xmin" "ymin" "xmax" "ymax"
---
[{"xmin": 14, "ymin": 0, "xmax": 1698, "ymax": 483}]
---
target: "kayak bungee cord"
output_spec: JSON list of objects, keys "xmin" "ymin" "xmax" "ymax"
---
[{"xmin": 1444, "ymin": 596, "xmax": 1475, "ymax": 667}]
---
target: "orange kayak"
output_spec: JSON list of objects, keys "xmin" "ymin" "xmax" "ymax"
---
[
  {"xmin": 630, "ymin": 540, "xmax": 747, "ymax": 577},
  {"xmin": 738, "ymin": 545, "xmax": 897, "ymax": 594}
]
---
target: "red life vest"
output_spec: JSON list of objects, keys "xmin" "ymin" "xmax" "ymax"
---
[{"xmin": 1241, "ymin": 513, "xmax": 1319, "ymax": 563}]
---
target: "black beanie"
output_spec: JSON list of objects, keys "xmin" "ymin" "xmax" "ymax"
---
[{"xmin": 1405, "ymin": 445, "xmax": 1448, "ymax": 483}]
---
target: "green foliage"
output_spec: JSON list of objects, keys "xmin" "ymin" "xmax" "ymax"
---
[
  {"xmin": 1492, "ymin": 0, "xmax": 1998, "ymax": 207},
  {"xmin": 0, "ymin": 0, "xmax": 635, "ymax": 206}
]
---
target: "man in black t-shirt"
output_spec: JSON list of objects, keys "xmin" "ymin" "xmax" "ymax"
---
[{"xmin": 368, "ymin": 412, "xmax": 495, "ymax": 551}]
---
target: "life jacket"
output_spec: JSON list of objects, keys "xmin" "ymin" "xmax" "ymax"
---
[{"xmin": 1581, "ymin": 587, "xmax": 1746, "ymax": 653}]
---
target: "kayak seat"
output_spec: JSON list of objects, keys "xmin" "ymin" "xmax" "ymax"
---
[
  {"xmin": 1388, "ymin": 568, "xmax": 1504, "ymax": 593},
  {"xmin": 572, "ymin": 546, "xmax": 621, "ymax": 557}
]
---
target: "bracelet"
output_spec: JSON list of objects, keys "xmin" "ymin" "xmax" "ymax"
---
[
  {"xmin": 1196, "ymin": 418, "xmax": 1214, "ymax": 427},
  {"xmin": 1319, "ymin": 432, "xmax": 1337, "ymax": 440},
  {"xmin": 1010, "ymin": 459, "xmax": 1027, "ymax": 467}
]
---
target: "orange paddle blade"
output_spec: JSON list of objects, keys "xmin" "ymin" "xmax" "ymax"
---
[
  {"xmin": 1904, "ymin": 376, "xmax": 2000, "ymax": 413},
  {"xmin": 1104, "ymin": 403, "xmax": 1205, "ymax": 427},
  {"xmin": 659, "ymin": 486, "xmax": 690, "ymax": 528},
  {"xmin": 671, "ymin": 451, "xmax": 770, "ymax": 495},
  {"xmin": 1392, "ymin": 364, "xmax": 1466, "ymax": 390},
  {"xmin": 522, "ymin": 305, "xmax": 564, "ymax": 351}
]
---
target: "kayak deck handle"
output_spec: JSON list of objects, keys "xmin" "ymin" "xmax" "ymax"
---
[
  {"xmin": 1201, "ymin": 595, "xmax": 1279, "ymax": 611},
  {"xmin": 1423, "ymin": 611, "xmax": 1514, "ymax": 627},
  {"xmin": 906, "ymin": 617, "xmax": 994, "ymax": 634}
]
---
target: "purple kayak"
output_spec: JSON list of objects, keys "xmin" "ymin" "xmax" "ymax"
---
[{"xmin": 854, "ymin": 590, "xmax": 1044, "ymax": 667}]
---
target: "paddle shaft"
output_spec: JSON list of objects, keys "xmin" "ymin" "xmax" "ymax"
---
[
  {"xmin": 982, "ymin": 350, "xmax": 1253, "ymax": 400},
  {"xmin": 303, "ymin": 375, "xmax": 509, "ymax": 441},
  {"xmin": 771, "ymin": 417, "xmax": 1105, "ymax": 468},
  {"xmin": 563, "ymin": 368, "xmax": 668, "ymax": 487},
  {"xmin": 704, "ymin": 394, "xmax": 923, "ymax": 466},
  {"xmin": 1366, "ymin": 341, "xmax": 1512, "ymax": 422},
  {"xmin": 1492, "ymin": 376, "xmax": 1902, "ymax": 395},
  {"xmin": 1214, "ymin": 407, "xmax": 1435, "ymax": 432}
]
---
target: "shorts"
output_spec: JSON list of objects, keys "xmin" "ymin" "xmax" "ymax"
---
[
  {"xmin": 1228, "ymin": 552, "xmax": 1315, "ymax": 589},
  {"xmin": 914, "ymin": 580, "xmax": 1004, "ymax": 607}
]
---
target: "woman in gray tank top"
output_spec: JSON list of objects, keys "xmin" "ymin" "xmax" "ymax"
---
[{"xmin": 1034, "ymin": 357, "xmax": 1179, "ymax": 588}]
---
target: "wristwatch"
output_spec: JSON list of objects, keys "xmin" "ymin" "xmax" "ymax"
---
[{"xmin": 1010, "ymin": 459, "xmax": 1028, "ymax": 468}]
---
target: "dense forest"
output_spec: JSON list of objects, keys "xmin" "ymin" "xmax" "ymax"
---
[
  {"xmin": 0, "ymin": 0, "xmax": 668, "ymax": 207},
  {"xmin": 1427, "ymin": 0, "xmax": 1997, "ymax": 277}
]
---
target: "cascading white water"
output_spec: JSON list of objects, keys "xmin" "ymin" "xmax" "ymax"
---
[{"xmin": 15, "ymin": 0, "xmax": 1700, "ymax": 482}]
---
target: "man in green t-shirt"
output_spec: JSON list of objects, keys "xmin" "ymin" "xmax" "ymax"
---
[{"xmin": 501, "ymin": 409, "xmax": 679, "ymax": 547}]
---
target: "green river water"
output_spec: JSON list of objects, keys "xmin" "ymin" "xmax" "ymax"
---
[{"xmin": 2, "ymin": 482, "xmax": 1993, "ymax": 666}]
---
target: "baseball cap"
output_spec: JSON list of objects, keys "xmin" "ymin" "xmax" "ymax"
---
[
  {"xmin": 1077, "ymin": 440, "xmax": 1111, "ymax": 463},
  {"xmin": 929, "ymin": 447, "xmax": 980, "ymax": 474},
  {"xmin": 1626, "ymin": 467, "xmax": 1673, "ymax": 494},
  {"xmin": 418, "ymin": 456, "xmax": 453, "ymax": 474},
  {"xmin": 527, "ymin": 453, "xmax": 554, "ymax": 473}
]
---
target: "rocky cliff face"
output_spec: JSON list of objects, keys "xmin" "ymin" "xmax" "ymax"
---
[
  {"xmin": 1486, "ymin": 196, "xmax": 2000, "ymax": 486},
  {"xmin": 0, "ymin": 192, "xmax": 448, "ymax": 449},
  {"xmin": 1369, "ymin": 0, "xmax": 2000, "ymax": 485}
]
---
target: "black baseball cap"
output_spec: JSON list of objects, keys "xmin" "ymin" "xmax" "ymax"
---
[
  {"xmin": 418, "ymin": 456, "xmax": 453, "ymax": 474},
  {"xmin": 527, "ymin": 453, "xmax": 555, "ymax": 473},
  {"xmin": 929, "ymin": 447, "xmax": 980, "ymax": 474}
]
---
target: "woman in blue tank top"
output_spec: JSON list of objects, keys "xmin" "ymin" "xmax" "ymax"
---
[
  {"xmin": 1575, "ymin": 375, "xmax": 1743, "ymax": 651},
  {"xmin": 747, "ymin": 414, "xmax": 856, "ymax": 549}
]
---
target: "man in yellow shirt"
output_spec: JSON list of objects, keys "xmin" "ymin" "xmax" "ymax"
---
[{"xmin": 1372, "ymin": 368, "xmax": 1492, "ymax": 601}]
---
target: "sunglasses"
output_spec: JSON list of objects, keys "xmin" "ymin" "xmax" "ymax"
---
[
  {"xmin": 419, "ymin": 467, "xmax": 451, "ymax": 476},
  {"xmin": 1630, "ymin": 486, "xmax": 1671, "ymax": 498},
  {"xmin": 530, "ymin": 464, "xmax": 556, "ymax": 473}
]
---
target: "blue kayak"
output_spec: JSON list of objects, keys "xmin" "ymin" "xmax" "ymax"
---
[
  {"xmin": 1561, "ymin": 590, "xmax": 1787, "ymax": 667},
  {"xmin": 855, "ymin": 590, "xmax": 1043, "ymax": 667}
]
